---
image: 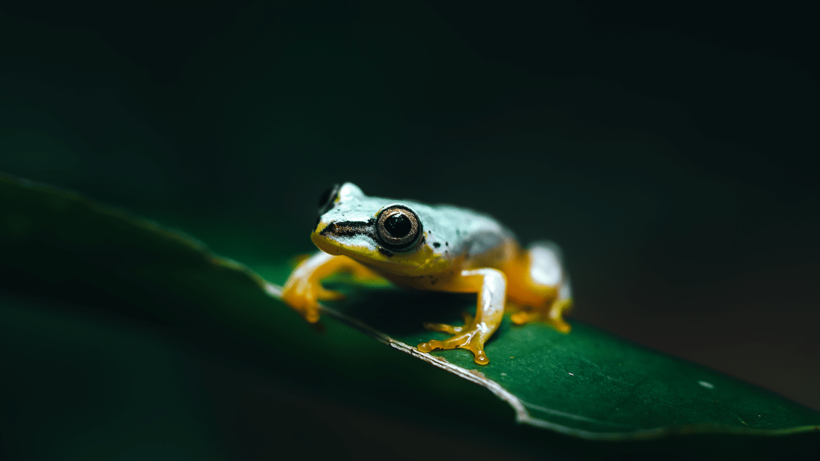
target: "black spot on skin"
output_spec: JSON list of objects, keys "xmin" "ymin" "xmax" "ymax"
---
[
  {"xmin": 378, "ymin": 247, "xmax": 394, "ymax": 257},
  {"xmin": 445, "ymin": 242, "xmax": 449, "ymax": 246},
  {"xmin": 431, "ymin": 280, "xmax": 436, "ymax": 285},
  {"xmin": 433, "ymin": 242, "xmax": 441, "ymax": 248}
]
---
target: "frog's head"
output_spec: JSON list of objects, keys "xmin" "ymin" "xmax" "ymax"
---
[{"xmin": 310, "ymin": 182, "xmax": 437, "ymax": 274}]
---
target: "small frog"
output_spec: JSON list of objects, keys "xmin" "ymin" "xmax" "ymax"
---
[{"xmin": 281, "ymin": 183, "xmax": 572, "ymax": 365}]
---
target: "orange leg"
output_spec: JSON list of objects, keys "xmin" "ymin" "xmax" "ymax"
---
[
  {"xmin": 417, "ymin": 268, "xmax": 506, "ymax": 365},
  {"xmin": 281, "ymin": 251, "xmax": 382, "ymax": 323},
  {"xmin": 504, "ymin": 242, "xmax": 573, "ymax": 333}
]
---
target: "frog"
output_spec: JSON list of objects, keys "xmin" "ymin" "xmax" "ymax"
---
[{"xmin": 281, "ymin": 182, "xmax": 573, "ymax": 365}]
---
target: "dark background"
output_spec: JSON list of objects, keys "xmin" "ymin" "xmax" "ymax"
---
[{"xmin": 1, "ymin": 1, "xmax": 819, "ymax": 459}]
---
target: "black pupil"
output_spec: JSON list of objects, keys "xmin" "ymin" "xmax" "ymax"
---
[{"xmin": 384, "ymin": 214, "xmax": 411, "ymax": 238}]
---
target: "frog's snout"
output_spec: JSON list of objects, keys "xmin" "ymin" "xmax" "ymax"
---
[
  {"xmin": 311, "ymin": 219, "xmax": 331, "ymax": 243},
  {"xmin": 310, "ymin": 229, "xmax": 335, "ymax": 254}
]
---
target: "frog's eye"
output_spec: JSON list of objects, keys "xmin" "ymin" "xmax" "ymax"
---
[
  {"xmin": 376, "ymin": 206, "xmax": 422, "ymax": 251},
  {"xmin": 317, "ymin": 184, "xmax": 341, "ymax": 215}
]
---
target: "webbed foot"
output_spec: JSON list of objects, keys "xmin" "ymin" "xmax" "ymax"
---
[
  {"xmin": 511, "ymin": 298, "xmax": 573, "ymax": 333},
  {"xmin": 423, "ymin": 311, "xmax": 473, "ymax": 335},
  {"xmin": 281, "ymin": 278, "xmax": 345, "ymax": 323},
  {"xmin": 419, "ymin": 313, "xmax": 490, "ymax": 365}
]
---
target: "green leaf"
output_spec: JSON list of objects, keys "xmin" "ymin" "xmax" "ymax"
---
[
  {"xmin": 259, "ymin": 273, "xmax": 820, "ymax": 440},
  {"xmin": 1, "ymin": 174, "xmax": 818, "ymax": 455}
]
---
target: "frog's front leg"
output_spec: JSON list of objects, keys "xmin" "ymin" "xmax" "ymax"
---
[
  {"xmin": 417, "ymin": 268, "xmax": 506, "ymax": 365},
  {"xmin": 282, "ymin": 251, "xmax": 382, "ymax": 323}
]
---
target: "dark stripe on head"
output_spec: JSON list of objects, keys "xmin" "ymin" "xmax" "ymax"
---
[{"xmin": 320, "ymin": 219, "xmax": 376, "ymax": 239}]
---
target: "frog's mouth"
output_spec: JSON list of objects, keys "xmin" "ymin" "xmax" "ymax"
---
[
  {"xmin": 311, "ymin": 219, "xmax": 379, "ymax": 257},
  {"xmin": 312, "ymin": 224, "xmax": 441, "ymax": 280},
  {"xmin": 311, "ymin": 218, "xmax": 426, "ymax": 272}
]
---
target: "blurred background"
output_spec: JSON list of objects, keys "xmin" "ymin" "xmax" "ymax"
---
[{"xmin": 1, "ymin": 1, "xmax": 819, "ymax": 459}]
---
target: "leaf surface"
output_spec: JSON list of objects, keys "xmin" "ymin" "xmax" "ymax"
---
[{"xmin": 1, "ymin": 174, "xmax": 818, "ymax": 447}]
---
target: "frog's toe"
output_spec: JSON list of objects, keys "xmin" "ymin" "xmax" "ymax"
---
[
  {"xmin": 281, "ymin": 289, "xmax": 321, "ymax": 323},
  {"xmin": 511, "ymin": 310, "xmax": 542, "ymax": 325},
  {"xmin": 423, "ymin": 323, "xmax": 462, "ymax": 334},
  {"xmin": 302, "ymin": 309, "xmax": 321, "ymax": 323},
  {"xmin": 317, "ymin": 288, "xmax": 346, "ymax": 301},
  {"xmin": 417, "ymin": 338, "xmax": 446, "ymax": 353},
  {"xmin": 511, "ymin": 299, "xmax": 572, "ymax": 333},
  {"xmin": 545, "ymin": 317, "xmax": 571, "ymax": 333},
  {"xmin": 287, "ymin": 303, "xmax": 321, "ymax": 323},
  {"xmin": 423, "ymin": 312, "xmax": 473, "ymax": 334},
  {"xmin": 291, "ymin": 300, "xmax": 321, "ymax": 323},
  {"xmin": 511, "ymin": 310, "xmax": 571, "ymax": 333},
  {"xmin": 417, "ymin": 331, "xmax": 490, "ymax": 365},
  {"xmin": 547, "ymin": 298, "xmax": 573, "ymax": 333}
]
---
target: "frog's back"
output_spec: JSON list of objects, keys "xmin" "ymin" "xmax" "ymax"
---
[
  {"xmin": 285, "ymin": 182, "xmax": 572, "ymax": 366},
  {"xmin": 309, "ymin": 183, "xmax": 520, "ymax": 279},
  {"xmin": 414, "ymin": 202, "xmax": 519, "ymax": 270}
]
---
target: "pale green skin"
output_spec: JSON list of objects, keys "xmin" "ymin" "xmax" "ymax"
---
[
  {"xmin": 293, "ymin": 182, "xmax": 571, "ymax": 365},
  {"xmin": 312, "ymin": 182, "xmax": 519, "ymax": 281}
]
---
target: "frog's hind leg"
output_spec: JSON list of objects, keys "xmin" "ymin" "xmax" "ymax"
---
[{"xmin": 505, "ymin": 241, "xmax": 573, "ymax": 333}]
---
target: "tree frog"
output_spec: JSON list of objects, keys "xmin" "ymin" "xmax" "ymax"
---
[{"xmin": 281, "ymin": 183, "xmax": 573, "ymax": 365}]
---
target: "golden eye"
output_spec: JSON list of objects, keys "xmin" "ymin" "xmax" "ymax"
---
[{"xmin": 376, "ymin": 206, "xmax": 421, "ymax": 251}]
